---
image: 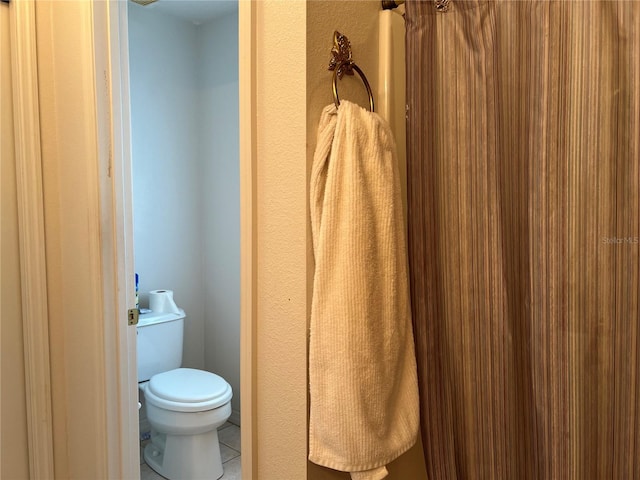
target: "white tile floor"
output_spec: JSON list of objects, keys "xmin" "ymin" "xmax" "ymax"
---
[{"xmin": 140, "ymin": 423, "xmax": 241, "ymax": 480}]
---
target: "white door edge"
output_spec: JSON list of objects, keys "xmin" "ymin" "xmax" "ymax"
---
[
  {"xmin": 239, "ymin": 1, "xmax": 257, "ymax": 478},
  {"xmin": 92, "ymin": 1, "xmax": 140, "ymax": 477}
]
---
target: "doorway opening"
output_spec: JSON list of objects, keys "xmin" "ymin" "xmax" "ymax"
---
[{"xmin": 126, "ymin": 0, "xmax": 242, "ymax": 478}]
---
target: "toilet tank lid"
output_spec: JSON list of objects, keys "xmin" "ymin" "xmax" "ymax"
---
[
  {"xmin": 138, "ymin": 309, "xmax": 185, "ymax": 327},
  {"xmin": 147, "ymin": 368, "xmax": 232, "ymax": 411}
]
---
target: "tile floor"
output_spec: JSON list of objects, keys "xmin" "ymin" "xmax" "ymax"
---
[{"xmin": 140, "ymin": 423, "xmax": 241, "ymax": 480}]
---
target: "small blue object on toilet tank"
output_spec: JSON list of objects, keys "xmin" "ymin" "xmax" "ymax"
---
[{"xmin": 135, "ymin": 273, "xmax": 139, "ymax": 310}]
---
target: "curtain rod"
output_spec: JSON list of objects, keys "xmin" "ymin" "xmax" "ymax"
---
[{"xmin": 381, "ymin": 0, "xmax": 405, "ymax": 10}]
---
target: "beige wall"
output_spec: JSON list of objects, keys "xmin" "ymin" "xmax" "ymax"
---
[
  {"xmin": 1, "ymin": 4, "xmax": 30, "ymax": 479},
  {"xmin": 306, "ymin": 2, "xmax": 427, "ymax": 479},
  {"xmin": 254, "ymin": 0, "xmax": 309, "ymax": 477}
]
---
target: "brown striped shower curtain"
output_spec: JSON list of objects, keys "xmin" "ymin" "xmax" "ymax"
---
[{"xmin": 405, "ymin": 1, "xmax": 640, "ymax": 478}]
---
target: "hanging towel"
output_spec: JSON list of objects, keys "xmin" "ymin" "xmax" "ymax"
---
[{"xmin": 309, "ymin": 100, "xmax": 419, "ymax": 480}]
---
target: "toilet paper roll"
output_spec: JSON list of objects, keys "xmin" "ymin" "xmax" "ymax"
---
[{"xmin": 148, "ymin": 289, "xmax": 181, "ymax": 314}]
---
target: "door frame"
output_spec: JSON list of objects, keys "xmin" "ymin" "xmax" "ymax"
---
[
  {"xmin": 237, "ymin": 1, "xmax": 258, "ymax": 477},
  {"xmin": 92, "ymin": 1, "xmax": 140, "ymax": 476},
  {"xmin": 94, "ymin": 0, "xmax": 257, "ymax": 478},
  {"xmin": 9, "ymin": 0, "xmax": 54, "ymax": 476}
]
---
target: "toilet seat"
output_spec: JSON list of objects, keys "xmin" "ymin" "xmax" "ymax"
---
[{"xmin": 145, "ymin": 368, "xmax": 232, "ymax": 413}]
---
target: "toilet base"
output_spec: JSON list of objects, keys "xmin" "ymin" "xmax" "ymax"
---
[{"xmin": 144, "ymin": 428, "xmax": 223, "ymax": 480}]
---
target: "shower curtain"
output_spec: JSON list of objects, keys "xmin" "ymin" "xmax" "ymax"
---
[{"xmin": 405, "ymin": 1, "xmax": 639, "ymax": 478}]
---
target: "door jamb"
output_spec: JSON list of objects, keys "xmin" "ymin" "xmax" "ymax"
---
[
  {"xmin": 238, "ymin": 0, "xmax": 258, "ymax": 477},
  {"xmin": 9, "ymin": 0, "xmax": 55, "ymax": 475},
  {"xmin": 92, "ymin": 1, "xmax": 140, "ymax": 477}
]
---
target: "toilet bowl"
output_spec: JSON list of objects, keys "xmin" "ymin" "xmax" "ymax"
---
[
  {"xmin": 141, "ymin": 368, "xmax": 233, "ymax": 480},
  {"xmin": 137, "ymin": 306, "xmax": 234, "ymax": 479}
]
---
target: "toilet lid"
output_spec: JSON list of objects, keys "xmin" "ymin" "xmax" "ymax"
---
[{"xmin": 145, "ymin": 368, "xmax": 232, "ymax": 412}]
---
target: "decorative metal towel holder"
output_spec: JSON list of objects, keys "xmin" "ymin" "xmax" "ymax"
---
[{"xmin": 328, "ymin": 31, "xmax": 375, "ymax": 112}]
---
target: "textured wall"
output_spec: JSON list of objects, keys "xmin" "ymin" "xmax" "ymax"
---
[{"xmin": 254, "ymin": 0, "xmax": 309, "ymax": 477}]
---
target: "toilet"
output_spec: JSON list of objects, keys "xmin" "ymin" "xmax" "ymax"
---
[{"xmin": 137, "ymin": 308, "xmax": 232, "ymax": 480}]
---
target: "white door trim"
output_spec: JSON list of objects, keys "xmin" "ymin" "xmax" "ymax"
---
[
  {"xmin": 92, "ymin": 1, "xmax": 140, "ymax": 477},
  {"xmin": 238, "ymin": 0, "xmax": 257, "ymax": 477},
  {"xmin": 9, "ymin": 0, "xmax": 55, "ymax": 477}
]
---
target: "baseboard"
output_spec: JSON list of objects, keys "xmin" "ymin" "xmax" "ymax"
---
[{"xmin": 229, "ymin": 408, "xmax": 241, "ymax": 427}]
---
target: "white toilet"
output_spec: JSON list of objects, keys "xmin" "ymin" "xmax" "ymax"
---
[{"xmin": 137, "ymin": 309, "xmax": 233, "ymax": 480}]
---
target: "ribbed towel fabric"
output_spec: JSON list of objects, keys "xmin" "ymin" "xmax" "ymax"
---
[{"xmin": 309, "ymin": 101, "xmax": 419, "ymax": 480}]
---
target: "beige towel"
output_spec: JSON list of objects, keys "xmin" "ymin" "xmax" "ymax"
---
[{"xmin": 309, "ymin": 101, "xmax": 419, "ymax": 479}]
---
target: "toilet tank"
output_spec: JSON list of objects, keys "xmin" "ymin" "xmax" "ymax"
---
[{"xmin": 137, "ymin": 310, "xmax": 185, "ymax": 382}]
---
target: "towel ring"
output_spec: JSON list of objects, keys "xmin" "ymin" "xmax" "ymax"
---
[
  {"xmin": 331, "ymin": 65, "xmax": 375, "ymax": 112},
  {"xmin": 328, "ymin": 31, "xmax": 375, "ymax": 112}
]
